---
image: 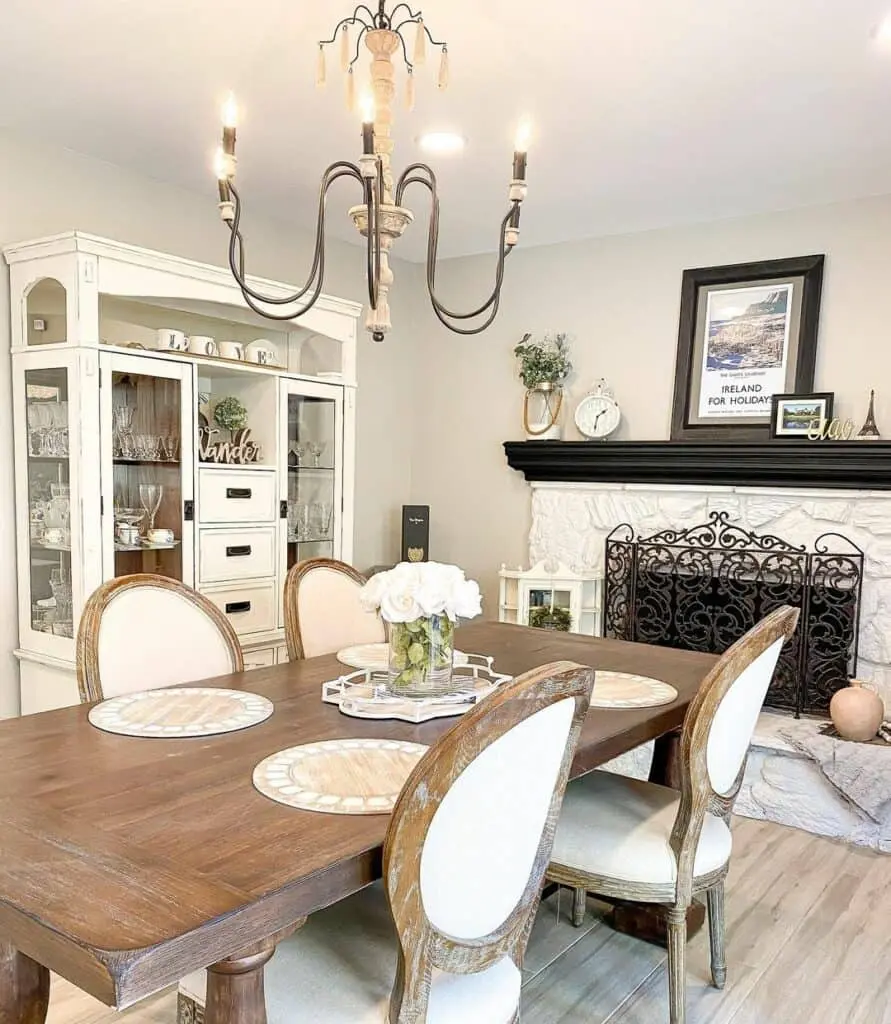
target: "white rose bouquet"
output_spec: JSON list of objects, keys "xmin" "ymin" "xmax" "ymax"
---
[{"xmin": 360, "ymin": 562, "xmax": 482, "ymax": 695}]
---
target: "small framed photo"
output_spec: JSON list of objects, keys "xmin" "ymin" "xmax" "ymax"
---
[{"xmin": 770, "ymin": 392, "xmax": 834, "ymax": 439}]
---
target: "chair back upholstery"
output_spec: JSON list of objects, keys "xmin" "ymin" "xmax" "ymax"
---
[
  {"xmin": 383, "ymin": 660, "xmax": 595, "ymax": 1020},
  {"xmin": 670, "ymin": 605, "xmax": 799, "ymax": 903},
  {"xmin": 76, "ymin": 574, "xmax": 244, "ymax": 702},
  {"xmin": 284, "ymin": 557, "xmax": 385, "ymax": 661}
]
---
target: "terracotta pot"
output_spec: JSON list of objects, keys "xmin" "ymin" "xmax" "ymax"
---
[{"xmin": 830, "ymin": 680, "xmax": 885, "ymax": 742}]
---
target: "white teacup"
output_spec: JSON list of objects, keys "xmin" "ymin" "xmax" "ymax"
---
[
  {"xmin": 44, "ymin": 528, "xmax": 65, "ymax": 546},
  {"xmin": 218, "ymin": 341, "xmax": 245, "ymax": 360},
  {"xmin": 188, "ymin": 335, "xmax": 217, "ymax": 356},
  {"xmin": 156, "ymin": 329, "xmax": 188, "ymax": 352},
  {"xmin": 117, "ymin": 525, "xmax": 140, "ymax": 545},
  {"xmin": 148, "ymin": 528, "xmax": 175, "ymax": 545},
  {"xmin": 246, "ymin": 339, "xmax": 278, "ymax": 365}
]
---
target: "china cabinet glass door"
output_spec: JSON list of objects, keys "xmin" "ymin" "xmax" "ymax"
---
[
  {"xmin": 21, "ymin": 363, "xmax": 80, "ymax": 644},
  {"xmin": 100, "ymin": 352, "xmax": 194, "ymax": 585},
  {"xmin": 280, "ymin": 380, "xmax": 344, "ymax": 573}
]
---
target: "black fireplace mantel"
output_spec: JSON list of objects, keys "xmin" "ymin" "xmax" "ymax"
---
[{"xmin": 503, "ymin": 440, "xmax": 891, "ymax": 490}]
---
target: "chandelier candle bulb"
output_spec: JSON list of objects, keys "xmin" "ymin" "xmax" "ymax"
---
[
  {"xmin": 360, "ymin": 94, "xmax": 375, "ymax": 155},
  {"xmin": 221, "ymin": 93, "xmax": 237, "ymax": 156}
]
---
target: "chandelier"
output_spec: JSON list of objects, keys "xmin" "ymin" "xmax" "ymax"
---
[{"xmin": 214, "ymin": 1, "xmax": 529, "ymax": 341}]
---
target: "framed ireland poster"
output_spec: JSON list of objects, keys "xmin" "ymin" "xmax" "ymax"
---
[{"xmin": 670, "ymin": 255, "xmax": 824, "ymax": 440}]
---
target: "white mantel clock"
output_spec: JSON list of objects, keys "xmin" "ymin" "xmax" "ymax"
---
[{"xmin": 575, "ymin": 379, "xmax": 621, "ymax": 440}]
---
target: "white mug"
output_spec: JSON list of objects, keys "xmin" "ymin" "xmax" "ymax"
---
[
  {"xmin": 148, "ymin": 528, "xmax": 175, "ymax": 545},
  {"xmin": 116, "ymin": 525, "xmax": 139, "ymax": 545},
  {"xmin": 218, "ymin": 341, "xmax": 245, "ymax": 360},
  {"xmin": 246, "ymin": 339, "xmax": 277, "ymax": 365},
  {"xmin": 156, "ymin": 329, "xmax": 188, "ymax": 352},
  {"xmin": 188, "ymin": 335, "xmax": 217, "ymax": 356}
]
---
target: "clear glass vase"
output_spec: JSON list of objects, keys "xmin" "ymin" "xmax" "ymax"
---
[{"xmin": 387, "ymin": 614, "xmax": 456, "ymax": 697}]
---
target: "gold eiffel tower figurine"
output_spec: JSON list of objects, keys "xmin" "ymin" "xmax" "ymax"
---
[{"xmin": 856, "ymin": 389, "xmax": 881, "ymax": 440}]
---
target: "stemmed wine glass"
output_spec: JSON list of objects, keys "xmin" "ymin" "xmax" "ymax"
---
[
  {"xmin": 138, "ymin": 483, "xmax": 163, "ymax": 533},
  {"xmin": 306, "ymin": 441, "xmax": 324, "ymax": 467}
]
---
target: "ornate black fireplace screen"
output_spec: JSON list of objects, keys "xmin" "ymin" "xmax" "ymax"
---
[{"xmin": 603, "ymin": 511, "xmax": 864, "ymax": 716}]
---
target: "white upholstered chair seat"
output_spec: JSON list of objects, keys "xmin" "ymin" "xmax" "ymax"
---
[
  {"xmin": 179, "ymin": 883, "xmax": 521, "ymax": 1024},
  {"xmin": 550, "ymin": 771, "xmax": 732, "ymax": 888}
]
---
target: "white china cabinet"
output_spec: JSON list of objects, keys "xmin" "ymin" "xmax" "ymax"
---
[{"xmin": 7, "ymin": 232, "xmax": 360, "ymax": 714}]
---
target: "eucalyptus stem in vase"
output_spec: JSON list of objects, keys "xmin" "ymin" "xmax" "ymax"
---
[{"xmin": 359, "ymin": 561, "xmax": 482, "ymax": 698}]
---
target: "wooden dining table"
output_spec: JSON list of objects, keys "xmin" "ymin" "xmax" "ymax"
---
[{"xmin": 0, "ymin": 621, "xmax": 716, "ymax": 1024}]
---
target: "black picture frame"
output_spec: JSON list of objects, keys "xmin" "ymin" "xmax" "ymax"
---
[
  {"xmin": 670, "ymin": 254, "xmax": 825, "ymax": 441},
  {"xmin": 769, "ymin": 392, "xmax": 834, "ymax": 440}
]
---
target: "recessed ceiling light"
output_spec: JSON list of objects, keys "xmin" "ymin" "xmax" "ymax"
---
[
  {"xmin": 417, "ymin": 131, "xmax": 466, "ymax": 155},
  {"xmin": 873, "ymin": 13, "xmax": 891, "ymax": 44}
]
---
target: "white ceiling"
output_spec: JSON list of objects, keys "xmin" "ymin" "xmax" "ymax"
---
[{"xmin": 3, "ymin": 0, "xmax": 891, "ymax": 260}]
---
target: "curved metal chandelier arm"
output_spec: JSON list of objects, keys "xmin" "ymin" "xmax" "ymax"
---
[
  {"xmin": 396, "ymin": 163, "xmax": 517, "ymax": 333},
  {"xmin": 364, "ymin": 157, "xmax": 383, "ymax": 311},
  {"xmin": 223, "ymin": 162, "xmax": 365, "ymax": 321},
  {"xmin": 318, "ymin": 7, "xmax": 377, "ymax": 44}
]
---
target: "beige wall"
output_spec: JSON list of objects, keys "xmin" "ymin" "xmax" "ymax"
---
[
  {"xmin": 410, "ymin": 194, "xmax": 891, "ymax": 615},
  {"xmin": 0, "ymin": 131, "xmax": 417, "ymax": 716}
]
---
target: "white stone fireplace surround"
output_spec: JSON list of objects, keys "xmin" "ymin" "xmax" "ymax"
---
[{"xmin": 529, "ymin": 481, "xmax": 891, "ymax": 852}]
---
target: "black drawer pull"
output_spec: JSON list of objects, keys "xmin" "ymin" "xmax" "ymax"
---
[
  {"xmin": 226, "ymin": 545, "xmax": 252, "ymax": 557},
  {"xmin": 225, "ymin": 600, "xmax": 252, "ymax": 614},
  {"xmin": 226, "ymin": 487, "xmax": 252, "ymax": 499}
]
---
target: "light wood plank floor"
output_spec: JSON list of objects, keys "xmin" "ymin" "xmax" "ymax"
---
[{"xmin": 47, "ymin": 818, "xmax": 890, "ymax": 1024}]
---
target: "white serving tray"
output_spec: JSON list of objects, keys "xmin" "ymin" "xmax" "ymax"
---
[{"xmin": 322, "ymin": 654, "xmax": 512, "ymax": 723}]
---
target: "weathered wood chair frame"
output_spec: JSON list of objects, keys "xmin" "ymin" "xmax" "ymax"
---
[
  {"xmin": 76, "ymin": 574, "xmax": 244, "ymax": 703},
  {"xmin": 547, "ymin": 605, "xmax": 800, "ymax": 1024},
  {"xmin": 283, "ymin": 556, "xmax": 380, "ymax": 662},
  {"xmin": 382, "ymin": 658, "xmax": 595, "ymax": 1023}
]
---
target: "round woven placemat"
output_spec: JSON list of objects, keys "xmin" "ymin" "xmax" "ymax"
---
[
  {"xmin": 88, "ymin": 687, "xmax": 273, "ymax": 738},
  {"xmin": 591, "ymin": 671, "xmax": 678, "ymax": 709},
  {"xmin": 253, "ymin": 738, "xmax": 428, "ymax": 815}
]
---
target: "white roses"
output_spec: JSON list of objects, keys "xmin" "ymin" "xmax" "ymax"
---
[{"xmin": 360, "ymin": 561, "xmax": 483, "ymax": 624}]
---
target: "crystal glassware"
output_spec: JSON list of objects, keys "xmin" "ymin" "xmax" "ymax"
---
[
  {"xmin": 138, "ymin": 483, "xmax": 163, "ymax": 533},
  {"xmin": 306, "ymin": 441, "xmax": 324, "ymax": 467},
  {"xmin": 113, "ymin": 405, "xmax": 136, "ymax": 459}
]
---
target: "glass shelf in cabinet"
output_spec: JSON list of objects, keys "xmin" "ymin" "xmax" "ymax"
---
[
  {"xmin": 287, "ymin": 465, "xmax": 335, "ymax": 472},
  {"xmin": 113, "ymin": 458, "xmax": 181, "ymax": 467}
]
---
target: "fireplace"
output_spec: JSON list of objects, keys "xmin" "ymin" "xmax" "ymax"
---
[{"xmin": 603, "ymin": 511, "xmax": 863, "ymax": 715}]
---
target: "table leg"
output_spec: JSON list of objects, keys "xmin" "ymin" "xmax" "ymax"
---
[
  {"xmin": 649, "ymin": 728, "xmax": 683, "ymax": 789},
  {"xmin": 0, "ymin": 942, "xmax": 50, "ymax": 1024},
  {"xmin": 204, "ymin": 922, "xmax": 304, "ymax": 1024}
]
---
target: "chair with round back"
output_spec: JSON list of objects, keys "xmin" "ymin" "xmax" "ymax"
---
[
  {"xmin": 283, "ymin": 557, "xmax": 385, "ymax": 661},
  {"xmin": 177, "ymin": 659, "xmax": 596, "ymax": 1023},
  {"xmin": 546, "ymin": 605, "xmax": 800, "ymax": 1024},
  {"xmin": 76, "ymin": 574, "xmax": 244, "ymax": 703}
]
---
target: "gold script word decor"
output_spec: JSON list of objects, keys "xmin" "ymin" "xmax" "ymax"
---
[
  {"xmin": 88, "ymin": 687, "xmax": 273, "ymax": 738},
  {"xmin": 807, "ymin": 417, "xmax": 856, "ymax": 441},
  {"xmin": 199, "ymin": 426, "xmax": 262, "ymax": 464},
  {"xmin": 253, "ymin": 738, "xmax": 428, "ymax": 814}
]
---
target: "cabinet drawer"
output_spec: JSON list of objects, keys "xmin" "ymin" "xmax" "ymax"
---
[
  {"xmin": 198, "ymin": 469, "xmax": 277, "ymax": 524},
  {"xmin": 199, "ymin": 527, "xmax": 276, "ymax": 583},
  {"xmin": 243, "ymin": 647, "xmax": 276, "ymax": 671},
  {"xmin": 275, "ymin": 644, "xmax": 290, "ymax": 664},
  {"xmin": 202, "ymin": 580, "xmax": 277, "ymax": 637}
]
